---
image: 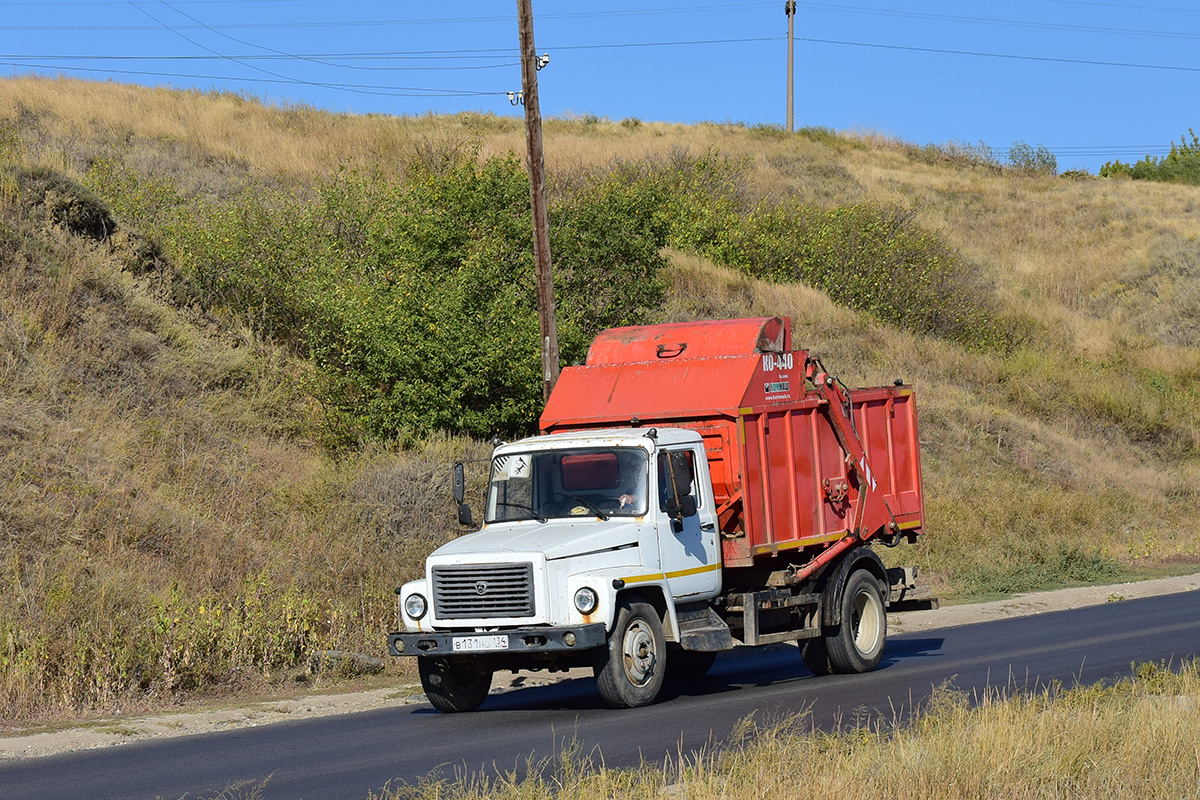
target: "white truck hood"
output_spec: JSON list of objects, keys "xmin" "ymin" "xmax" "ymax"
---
[{"xmin": 430, "ymin": 519, "xmax": 642, "ymax": 563}]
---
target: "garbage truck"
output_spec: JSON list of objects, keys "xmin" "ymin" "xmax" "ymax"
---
[{"xmin": 388, "ymin": 317, "xmax": 933, "ymax": 711}]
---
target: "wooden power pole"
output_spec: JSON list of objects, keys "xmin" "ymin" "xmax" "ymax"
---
[
  {"xmin": 785, "ymin": 0, "xmax": 796, "ymax": 132},
  {"xmin": 517, "ymin": 0, "xmax": 561, "ymax": 399}
]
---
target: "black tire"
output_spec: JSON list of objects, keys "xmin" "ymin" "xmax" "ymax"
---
[
  {"xmin": 799, "ymin": 635, "xmax": 830, "ymax": 676},
  {"xmin": 825, "ymin": 569, "xmax": 887, "ymax": 674},
  {"xmin": 418, "ymin": 656, "xmax": 494, "ymax": 713},
  {"xmin": 665, "ymin": 645, "xmax": 717, "ymax": 681},
  {"xmin": 594, "ymin": 599, "xmax": 666, "ymax": 707}
]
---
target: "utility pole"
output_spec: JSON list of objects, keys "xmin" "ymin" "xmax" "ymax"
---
[
  {"xmin": 785, "ymin": 0, "xmax": 796, "ymax": 132},
  {"xmin": 516, "ymin": 0, "xmax": 560, "ymax": 400}
]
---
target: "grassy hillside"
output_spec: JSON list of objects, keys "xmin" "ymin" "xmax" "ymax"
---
[{"xmin": 2, "ymin": 75, "xmax": 1199, "ymax": 720}]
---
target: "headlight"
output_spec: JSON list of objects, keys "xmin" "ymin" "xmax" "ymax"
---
[
  {"xmin": 404, "ymin": 593, "xmax": 428, "ymax": 621},
  {"xmin": 573, "ymin": 586, "xmax": 599, "ymax": 615}
]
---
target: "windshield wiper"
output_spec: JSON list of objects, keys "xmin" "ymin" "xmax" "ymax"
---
[
  {"xmin": 560, "ymin": 494, "xmax": 610, "ymax": 521},
  {"xmin": 495, "ymin": 502, "xmax": 547, "ymax": 523}
]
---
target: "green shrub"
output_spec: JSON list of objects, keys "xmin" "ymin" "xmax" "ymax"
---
[
  {"xmin": 84, "ymin": 156, "xmax": 182, "ymax": 232},
  {"xmin": 165, "ymin": 187, "xmax": 325, "ymax": 341},
  {"xmin": 1100, "ymin": 129, "xmax": 1200, "ymax": 185},
  {"xmin": 956, "ymin": 540, "xmax": 1121, "ymax": 596},
  {"xmin": 606, "ymin": 149, "xmax": 1010, "ymax": 348},
  {"xmin": 161, "ymin": 154, "xmax": 667, "ymax": 442},
  {"xmin": 681, "ymin": 199, "xmax": 1009, "ymax": 349},
  {"xmin": 1008, "ymin": 141, "xmax": 1057, "ymax": 175}
]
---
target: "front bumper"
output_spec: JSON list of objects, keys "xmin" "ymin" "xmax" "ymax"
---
[{"xmin": 388, "ymin": 623, "xmax": 607, "ymax": 657}]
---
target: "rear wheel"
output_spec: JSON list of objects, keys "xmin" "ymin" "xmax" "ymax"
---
[
  {"xmin": 418, "ymin": 656, "xmax": 494, "ymax": 713},
  {"xmin": 825, "ymin": 569, "xmax": 886, "ymax": 674},
  {"xmin": 594, "ymin": 599, "xmax": 666, "ymax": 707}
]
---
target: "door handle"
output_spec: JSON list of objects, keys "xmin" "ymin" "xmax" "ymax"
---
[{"xmin": 700, "ymin": 522, "xmax": 715, "ymax": 531}]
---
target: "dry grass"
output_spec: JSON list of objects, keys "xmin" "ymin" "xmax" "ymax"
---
[
  {"xmin": 0, "ymin": 184, "xmax": 490, "ymax": 718},
  {"xmin": 370, "ymin": 661, "xmax": 1200, "ymax": 800},
  {"xmin": 844, "ymin": 142, "xmax": 1200, "ymax": 362}
]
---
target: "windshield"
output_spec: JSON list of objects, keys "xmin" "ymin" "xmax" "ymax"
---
[{"xmin": 485, "ymin": 447, "xmax": 649, "ymax": 523}]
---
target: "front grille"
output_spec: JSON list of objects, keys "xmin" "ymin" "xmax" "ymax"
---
[{"xmin": 431, "ymin": 563, "xmax": 535, "ymax": 619}]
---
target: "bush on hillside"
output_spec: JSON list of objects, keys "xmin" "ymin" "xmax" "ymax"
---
[
  {"xmin": 1100, "ymin": 130, "xmax": 1200, "ymax": 186},
  {"xmin": 716, "ymin": 203, "xmax": 1009, "ymax": 348},
  {"xmin": 161, "ymin": 154, "xmax": 667, "ymax": 442},
  {"xmin": 606, "ymin": 149, "xmax": 1011, "ymax": 348},
  {"xmin": 633, "ymin": 152, "xmax": 1009, "ymax": 349},
  {"xmin": 1008, "ymin": 141, "xmax": 1057, "ymax": 175}
]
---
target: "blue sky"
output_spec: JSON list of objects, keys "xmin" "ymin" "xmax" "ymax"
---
[{"xmin": 1, "ymin": 0, "xmax": 1196, "ymax": 173}]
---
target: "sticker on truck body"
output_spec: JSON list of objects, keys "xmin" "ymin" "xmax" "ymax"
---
[
  {"xmin": 761, "ymin": 352, "xmax": 794, "ymax": 372},
  {"xmin": 494, "ymin": 455, "xmax": 530, "ymax": 480}
]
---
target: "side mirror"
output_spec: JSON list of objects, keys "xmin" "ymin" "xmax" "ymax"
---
[
  {"xmin": 664, "ymin": 494, "xmax": 698, "ymax": 534},
  {"xmin": 457, "ymin": 502, "xmax": 474, "ymax": 527},
  {"xmin": 679, "ymin": 495, "xmax": 698, "ymax": 518},
  {"xmin": 452, "ymin": 462, "xmax": 466, "ymax": 505},
  {"xmin": 663, "ymin": 494, "xmax": 698, "ymax": 519}
]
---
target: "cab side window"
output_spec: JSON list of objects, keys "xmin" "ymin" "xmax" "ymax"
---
[{"xmin": 657, "ymin": 449, "xmax": 698, "ymax": 512}]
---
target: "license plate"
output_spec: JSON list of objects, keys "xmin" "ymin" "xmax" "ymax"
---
[{"xmin": 452, "ymin": 634, "xmax": 509, "ymax": 653}]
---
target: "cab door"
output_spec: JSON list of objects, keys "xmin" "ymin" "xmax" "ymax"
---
[{"xmin": 656, "ymin": 446, "xmax": 721, "ymax": 599}]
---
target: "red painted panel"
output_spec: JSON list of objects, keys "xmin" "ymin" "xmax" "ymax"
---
[
  {"xmin": 587, "ymin": 317, "xmax": 791, "ymax": 365},
  {"xmin": 541, "ymin": 318, "xmax": 926, "ymax": 569}
]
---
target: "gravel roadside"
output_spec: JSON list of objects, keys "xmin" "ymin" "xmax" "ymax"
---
[{"xmin": 3, "ymin": 572, "xmax": 1197, "ymax": 762}]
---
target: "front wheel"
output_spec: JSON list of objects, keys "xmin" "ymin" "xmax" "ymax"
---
[
  {"xmin": 418, "ymin": 656, "xmax": 494, "ymax": 713},
  {"xmin": 594, "ymin": 599, "xmax": 666, "ymax": 707},
  {"xmin": 825, "ymin": 570, "xmax": 887, "ymax": 674}
]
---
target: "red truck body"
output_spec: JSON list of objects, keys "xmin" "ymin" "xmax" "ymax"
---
[{"xmin": 540, "ymin": 316, "xmax": 925, "ymax": 570}]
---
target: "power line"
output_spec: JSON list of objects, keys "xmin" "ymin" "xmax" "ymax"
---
[
  {"xmin": 800, "ymin": 36, "xmax": 1200, "ymax": 74},
  {"xmin": 0, "ymin": 0, "xmax": 319, "ymax": 4},
  {"xmin": 0, "ymin": 37, "xmax": 783, "ymax": 60},
  {"xmin": 994, "ymin": 145, "xmax": 1173, "ymax": 157},
  {"xmin": 0, "ymin": 62, "xmax": 500, "ymax": 96},
  {"xmin": 0, "ymin": 52, "xmax": 517, "ymax": 64},
  {"xmin": 1031, "ymin": 0, "xmax": 1200, "ymax": 14},
  {"xmin": 0, "ymin": 53, "xmax": 518, "ymax": 70},
  {"xmin": 0, "ymin": 6, "xmax": 778, "ymax": 31},
  {"xmin": 126, "ymin": 0, "xmax": 387, "ymax": 99},
  {"xmin": 797, "ymin": 2, "xmax": 1200, "ymax": 41}
]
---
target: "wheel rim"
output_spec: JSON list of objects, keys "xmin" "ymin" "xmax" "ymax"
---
[
  {"xmin": 620, "ymin": 618, "xmax": 657, "ymax": 686},
  {"xmin": 851, "ymin": 586, "xmax": 883, "ymax": 656}
]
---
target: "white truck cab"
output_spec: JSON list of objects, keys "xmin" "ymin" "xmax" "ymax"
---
[{"xmin": 390, "ymin": 427, "xmax": 723, "ymax": 711}]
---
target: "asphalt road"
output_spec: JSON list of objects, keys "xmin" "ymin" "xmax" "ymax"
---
[{"xmin": 3, "ymin": 591, "xmax": 1197, "ymax": 800}]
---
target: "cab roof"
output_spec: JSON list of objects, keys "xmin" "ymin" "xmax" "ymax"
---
[{"xmin": 497, "ymin": 427, "xmax": 700, "ymax": 455}]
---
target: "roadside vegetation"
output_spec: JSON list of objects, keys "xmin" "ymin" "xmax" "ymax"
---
[
  {"xmin": 2, "ymin": 75, "xmax": 1199, "ymax": 721},
  {"xmin": 369, "ymin": 659, "xmax": 1200, "ymax": 800}
]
